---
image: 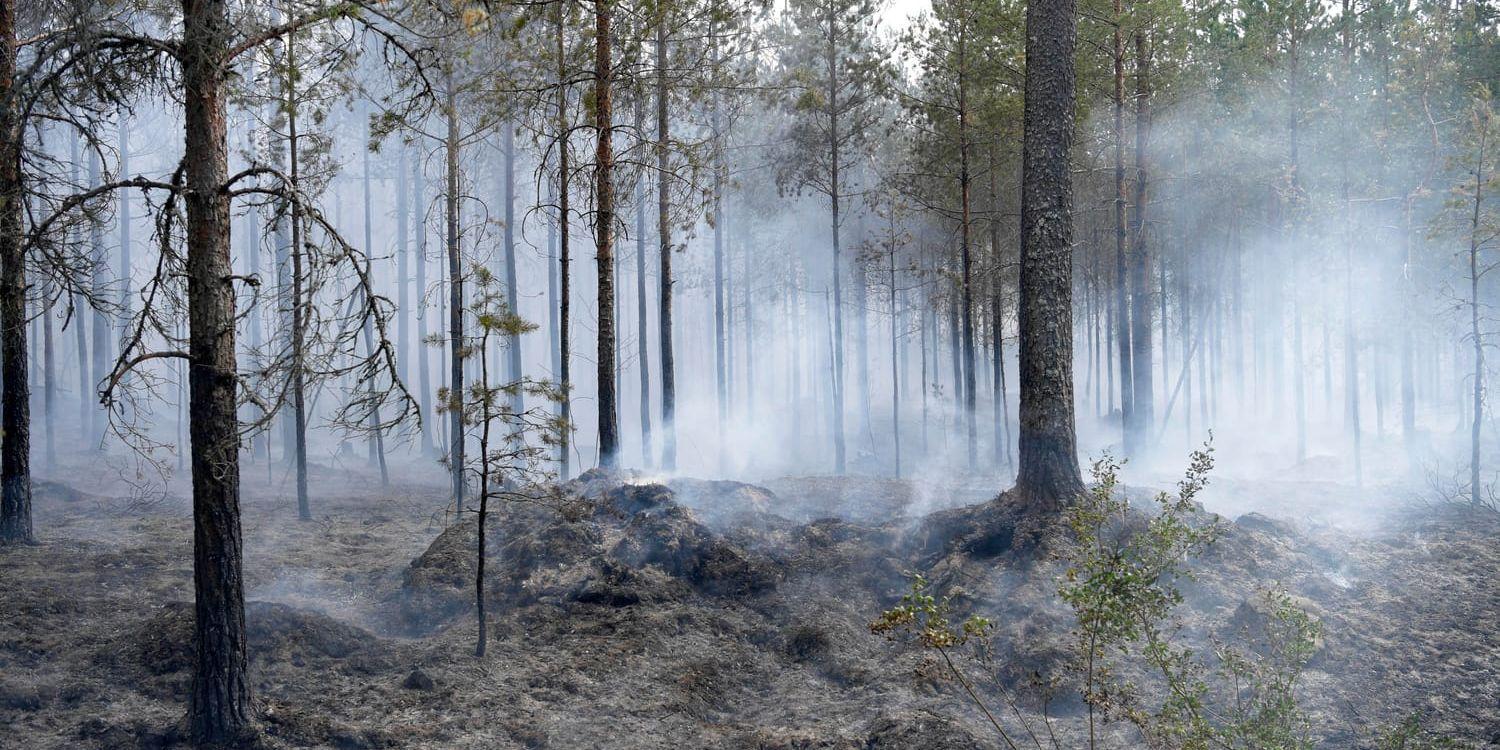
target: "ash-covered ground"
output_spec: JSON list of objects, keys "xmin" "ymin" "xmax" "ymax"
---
[{"xmin": 1, "ymin": 456, "xmax": 1497, "ymax": 749}]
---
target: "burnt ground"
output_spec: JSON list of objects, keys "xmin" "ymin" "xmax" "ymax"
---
[{"xmin": 1, "ymin": 458, "xmax": 1498, "ymax": 749}]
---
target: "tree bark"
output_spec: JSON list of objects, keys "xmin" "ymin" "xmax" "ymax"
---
[
  {"xmin": 502, "ymin": 123, "xmax": 522, "ymax": 413},
  {"xmin": 182, "ymin": 0, "xmax": 250, "ymax": 739},
  {"xmin": 1128, "ymin": 31, "xmax": 1154, "ymax": 456},
  {"xmin": 594, "ymin": 0, "xmax": 618, "ymax": 468},
  {"xmin": 655, "ymin": 12, "xmax": 675, "ymax": 471},
  {"xmin": 0, "ymin": 0, "xmax": 32, "ymax": 544},
  {"xmin": 445, "ymin": 84, "xmax": 466, "ymax": 504},
  {"xmin": 286, "ymin": 23, "xmax": 309, "ymax": 520},
  {"xmin": 414, "ymin": 149, "xmax": 434, "ymax": 456},
  {"xmin": 1014, "ymin": 0, "xmax": 1084, "ymax": 504},
  {"xmin": 633, "ymin": 98, "xmax": 652, "ymax": 466},
  {"xmin": 557, "ymin": 2, "xmax": 573, "ymax": 477},
  {"xmin": 1112, "ymin": 0, "xmax": 1133, "ymax": 451}
]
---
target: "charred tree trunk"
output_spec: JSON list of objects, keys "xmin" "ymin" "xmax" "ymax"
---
[
  {"xmin": 826, "ymin": 7, "xmax": 847, "ymax": 475},
  {"xmin": 557, "ymin": 4, "xmax": 574, "ymax": 477},
  {"xmin": 414, "ymin": 150, "xmax": 435, "ymax": 456},
  {"xmin": 286, "ymin": 28, "xmax": 310, "ymax": 521},
  {"xmin": 1470, "ymin": 118, "xmax": 1486, "ymax": 505},
  {"xmin": 397, "ymin": 146, "xmax": 410, "ymax": 389},
  {"xmin": 1112, "ymin": 0, "xmax": 1133, "ymax": 452},
  {"xmin": 182, "ymin": 0, "xmax": 250, "ymax": 739},
  {"xmin": 655, "ymin": 13, "xmax": 676, "ymax": 471},
  {"xmin": 958, "ymin": 29, "xmax": 977, "ymax": 471},
  {"xmin": 594, "ymin": 0, "xmax": 619, "ymax": 469},
  {"xmin": 361, "ymin": 112, "xmax": 388, "ymax": 486},
  {"xmin": 502, "ymin": 123, "xmax": 522, "ymax": 414},
  {"xmin": 0, "ymin": 0, "xmax": 32, "ymax": 544},
  {"xmin": 1014, "ymin": 0, "xmax": 1084, "ymax": 505},
  {"xmin": 445, "ymin": 84, "xmax": 465, "ymax": 506},
  {"xmin": 89, "ymin": 149, "xmax": 109, "ymax": 447},
  {"xmin": 69, "ymin": 133, "xmax": 90, "ymax": 443},
  {"xmin": 1128, "ymin": 31, "xmax": 1154, "ymax": 457},
  {"xmin": 633, "ymin": 99, "xmax": 652, "ymax": 466}
]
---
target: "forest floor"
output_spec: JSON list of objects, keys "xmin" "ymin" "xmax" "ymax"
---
[{"xmin": 1, "ymin": 453, "xmax": 1498, "ymax": 749}]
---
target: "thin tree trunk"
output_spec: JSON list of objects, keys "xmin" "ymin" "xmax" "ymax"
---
[
  {"xmin": 361, "ymin": 111, "xmax": 388, "ymax": 485},
  {"xmin": 594, "ymin": 0, "xmax": 619, "ymax": 468},
  {"xmin": 655, "ymin": 12, "xmax": 675, "ymax": 471},
  {"xmin": 958, "ymin": 26, "xmax": 977, "ymax": 470},
  {"xmin": 634, "ymin": 99, "xmax": 651, "ymax": 465},
  {"xmin": 1470, "ymin": 122, "xmax": 1486, "ymax": 505},
  {"xmin": 89, "ymin": 149, "xmax": 109, "ymax": 448},
  {"xmin": 286, "ymin": 27, "xmax": 310, "ymax": 521},
  {"xmin": 826, "ymin": 5, "xmax": 847, "ymax": 475},
  {"xmin": 889, "ymin": 221, "xmax": 901, "ymax": 477},
  {"xmin": 1112, "ymin": 0, "xmax": 1133, "ymax": 451},
  {"xmin": 502, "ymin": 123, "xmax": 522, "ymax": 413},
  {"xmin": 397, "ymin": 146, "xmax": 410, "ymax": 389},
  {"xmin": 558, "ymin": 4, "xmax": 574, "ymax": 477},
  {"xmin": 445, "ymin": 83, "xmax": 465, "ymax": 506},
  {"xmin": 415, "ymin": 149, "xmax": 434, "ymax": 456},
  {"xmin": 1128, "ymin": 30, "xmax": 1154, "ymax": 456}
]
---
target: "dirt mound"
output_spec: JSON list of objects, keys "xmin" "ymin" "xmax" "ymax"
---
[
  {"xmin": 119, "ymin": 600, "xmax": 387, "ymax": 690},
  {"xmin": 395, "ymin": 474, "xmax": 787, "ymax": 633}
]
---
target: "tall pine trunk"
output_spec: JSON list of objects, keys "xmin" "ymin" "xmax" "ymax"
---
[
  {"xmin": 445, "ymin": 84, "xmax": 465, "ymax": 505},
  {"xmin": 655, "ymin": 13, "xmax": 675, "ymax": 471},
  {"xmin": 502, "ymin": 124, "xmax": 522, "ymax": 413},
  {"xmin": 1015, "ymin": 0, "xmax": 1084, "ymax": 504},
  {"xmin": 633, "ymin": 98, "xmax": 652, "ymax": 466},
  {"xmin": 0, "ymin": 0, "xmax": 32, "ymax": 544},
  {"xmin": 593, "ymin": 0, "xmax": 619, "ymax": 468},
  {"xmin": 557, "ymin": 3, "xmax": 574, "ymax": 477},
  {"xmin": 1112, "ymin": 0, "xmax": 1133, "ymax": 451},
  {"xmin": 182, "ymin": 0, "xmax": 250, "ymax": 738},
  {"xmin": 1128, "ymin": 31, "xmax": 1154, "ymax": 456},
  {"xmin": 286, "ymin": 27, "xmax": 310, "ymax": 520},
  {"xmin": 414, "ymin": 151, "xmax": 435, "ymax": 456}
]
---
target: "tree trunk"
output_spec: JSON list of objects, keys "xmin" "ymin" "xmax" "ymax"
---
[
  {"xmin": 118, "ymin": 117, "xmax": 132, "ymax": 348},
  {"xmin": 1014, "ymin": 0, "xmax": 1084, "ymax": 504},
  {"xmin": 1112, "ymin": 0, "xmax": 1133, "ymax": 451},
  {"xmin": 502, "ymin": 124, "xmax": 522, "ymax": 413},
  {"xmin": 0, "ymin": 0, "xmax": 32, "ymax": 543},
  {"xmin": 361, "ymin": 110, "xmax": 388, "ymax": 485},
  {"xmin": 89, "ymin": 149, "xmax": 109, "ymax": 448},
  {"xmin": 557, "ymin": 3, "xmax": 574, "ymax": 477},
  {"xmin": 414, "ymin": 150, "xmax": 434, "ymax": 456},
  {"xmin": 826, "ymin": 8, "xmax": 846, "ymax": 475},
  {"xmin": 594, "ymin": 0, "xmax": 618, "ymax": 469},
  {"xmin": 1470, "ymin": 122, "xmax": 1486, "ymax": 505},
  {"xmin": 1128, "ymin": 31, "xmax": 1154, "ymax": 456},
  {"xmin": 286, "ymin": 26, "xmax": 310, "ymax": 520},
  {"xmin": 397, "ymin": 146, "xmax": 410, "ymax": 388},
  {"xmin": 655, "ymin": 13, "xmax": 675, "ymax": 471},
  {"xmin": 182, "ymin": 0, "xmax": 250, "ymax": 739},
  {"xmin": 958, "ymin": 31, "xmax": 976, "ymax": 471},
  {"xmin": 446, "ymin": 84, "xmax": 465, "ymax": 506},
  {"xmin": 633, "ymin": 99, "xmax": 652, "ymax": 466}
]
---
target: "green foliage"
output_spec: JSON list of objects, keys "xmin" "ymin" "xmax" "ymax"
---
[
  {"xmin": 1377, "ymin": 716, "xmax": 1474, "ymax": 750},
  {"xmin": 870, "ymin": 573, "xmax": 994, "ymax": 650},
  {"xmin": 869, "ymin": 447, "xmax": 1352, "ymax": 750}
]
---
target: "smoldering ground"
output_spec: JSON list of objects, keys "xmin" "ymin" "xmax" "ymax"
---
[{"xmin": 2, "ymin": 452, "xmax": 1497, "ymax": 749}]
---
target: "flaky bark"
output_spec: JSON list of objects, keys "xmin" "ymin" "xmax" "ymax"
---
[
  {"xmin": 655, "ymin": 14, "xmax": 676, "ymax": 471},
  {"xmin": 0, "ymin": 0, "xmax": 33, "ymax": 545},
  {"xmin": 1014, "ymin": 0, "xmax": 1084, "ymax": 505},
  {"xmin": 182, "ymin": 0, "xmax": 250, "ymax": 740},
  {"xmin": 594, "ymin": 0, "xmax": 618, "ymax": 468}
]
